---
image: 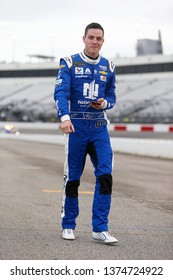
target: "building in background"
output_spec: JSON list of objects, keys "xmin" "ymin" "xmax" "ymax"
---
[{"xmin": 136, "ymin": 30, "xmax": 163, "ymax": 56}]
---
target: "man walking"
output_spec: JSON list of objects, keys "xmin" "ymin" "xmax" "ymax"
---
[{"xmin": 54, "ymin": 22, "xmax": 117, "ymax": 244}]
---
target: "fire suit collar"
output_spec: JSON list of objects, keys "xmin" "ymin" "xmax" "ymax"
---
[{"xmin": 80, "ymin": 51, "xmax": 101, "ymax": 65}]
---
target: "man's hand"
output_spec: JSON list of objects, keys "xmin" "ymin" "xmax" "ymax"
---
[
  {"xmin": 89, "ymin": 98, "xmax": 105, "ymax": 110},
  {"xmin": 60, "ymin": 120, "xmax": 75, "ymax": 134}
]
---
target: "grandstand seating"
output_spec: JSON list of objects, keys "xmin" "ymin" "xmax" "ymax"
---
[
  {"xmin": 0, "ymin": 77, "xmax": 56, "ymax": 122},
  {"xmin": 0, "ymin": 72, "xmax": 173, "ymax": 123},
  {"xmin": 108, "ymin": 73, "xmax": 173, "ymax": 123}
]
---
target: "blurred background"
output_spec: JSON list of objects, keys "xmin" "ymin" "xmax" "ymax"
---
[
  {"xmin": 0, "ymin": 1, "xmax": 173, "ymax": 262},
  {"xmin": 0, "ymin": 0, "xmax": 173, "ymax": 124}
]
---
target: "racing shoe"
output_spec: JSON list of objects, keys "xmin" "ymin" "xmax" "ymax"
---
[
  {"xmin": 92, "ymin": 231, "xmax": 118, "ymax": 244},
  {"xmin": 62, "ymin": 229, "xmax": 75, "ymax": 240}
]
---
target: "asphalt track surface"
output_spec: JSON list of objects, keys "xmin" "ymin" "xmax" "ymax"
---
[{"xmin": 0, "ymin": 138, "xmax": 173, "ymax": 260}]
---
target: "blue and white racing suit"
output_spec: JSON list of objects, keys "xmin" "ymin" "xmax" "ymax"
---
[{"xmin": 54, "ymin": 51, "xmax": 116, "ymax": 232}]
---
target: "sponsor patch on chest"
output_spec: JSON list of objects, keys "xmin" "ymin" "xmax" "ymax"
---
[
  {"xmin": 100, "ymin": 75, "xmax": 107, "ymax": 82},
  {"xmin": 75, "ymin": 67, "xmax": 83, "ymax": 74}
]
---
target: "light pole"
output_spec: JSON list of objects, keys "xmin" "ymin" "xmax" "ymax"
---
[{"xmin": 11, "ymin": 34, "xmax": 17, "ymax": 62}]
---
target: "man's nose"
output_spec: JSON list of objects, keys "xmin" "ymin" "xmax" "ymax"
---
[{"xmin": 92, "ymin": 38, "xmax": 97, "ymax": 43}]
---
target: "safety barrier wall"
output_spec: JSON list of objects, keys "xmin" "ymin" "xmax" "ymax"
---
[
  {"xmin": 109, "ymin": 123, "xmax": 173, "ymax": 133},
  {"xmin": 0, "ymin": 122, "xmax": 173, "ymax": 159},
  {"xmin": 0, "ymin": 122, "xmax": 173, "ymax": 133}
]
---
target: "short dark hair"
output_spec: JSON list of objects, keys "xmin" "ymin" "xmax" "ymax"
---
[{"xmin": 84, "ymin": 22, "xmax": 104, "ymax": 37}]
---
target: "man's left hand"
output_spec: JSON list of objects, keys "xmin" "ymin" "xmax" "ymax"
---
[{"xmin": 89, "ymin": 98, "xmax": 105, "ymax": 110}]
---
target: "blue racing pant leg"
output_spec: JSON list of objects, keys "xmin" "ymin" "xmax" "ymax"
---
[
  {"xmin": 62, "ymin": 180, "xmax": 80, "ymax": 230},
  {"xmin": 89, "ymin": 123, "xmax": 113, "ymax": 232},
  {"xmin": 61, "ymin": 130, "xmax": 88, "ymax": 230},
  {"xmin": 92, "ymin": 174, "xmax": 112, "ymax": 232}
]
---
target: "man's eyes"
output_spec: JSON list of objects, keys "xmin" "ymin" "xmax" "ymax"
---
[{"xmin": 88, "ymin": 36, "xmax": 102, "ymax": 41}]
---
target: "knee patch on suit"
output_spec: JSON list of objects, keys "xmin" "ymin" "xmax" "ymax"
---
[
  {"xmin": 66, "ymin": 180, "xmax": 80, "ymax": 198},
  {"xmin": 99, "ymin": 174, "xmax": 112, "ymax": 194}
]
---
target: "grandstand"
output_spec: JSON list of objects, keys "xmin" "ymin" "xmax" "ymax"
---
[{"xmin": 0, "ymin": 54, "xmax": 173, "ymax": 123}]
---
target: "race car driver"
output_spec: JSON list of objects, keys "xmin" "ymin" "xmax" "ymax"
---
[{"xmin": 54, "ymin": 22, "xmax": 118, "ymax": 244}]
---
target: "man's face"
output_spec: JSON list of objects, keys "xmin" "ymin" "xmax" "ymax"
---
[{"xmin": 83, "ymin": 28, "xmax": 104, "ymax": 58}]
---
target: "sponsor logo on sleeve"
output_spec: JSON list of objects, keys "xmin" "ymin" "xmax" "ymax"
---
[
  {"xmin": 59, "ymin": 64, "xmax": 65, "ymax": 69},
  {"xmin": 55, "ymin": 79, "xmax": 62, "ymax": 86}
]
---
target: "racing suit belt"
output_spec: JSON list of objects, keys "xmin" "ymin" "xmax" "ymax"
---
[{"xmin": 70, "ymin": 112, "xmax": 105, "ymax": 120}]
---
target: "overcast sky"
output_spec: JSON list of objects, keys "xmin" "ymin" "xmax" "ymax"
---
[{"xmin": 0, "ymin": 0, "xmax": 173, "ymax": 63}]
